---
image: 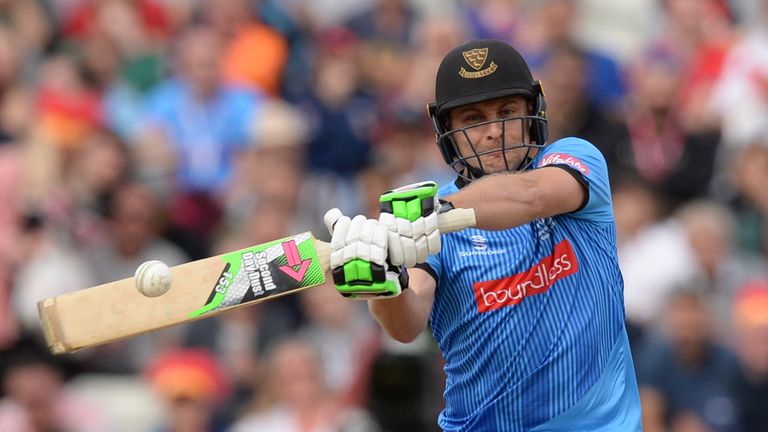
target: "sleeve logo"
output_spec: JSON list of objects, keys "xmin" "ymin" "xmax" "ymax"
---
[{"xmin": 539, "ymin": 153, "xmax": 590, "ymax": 175}]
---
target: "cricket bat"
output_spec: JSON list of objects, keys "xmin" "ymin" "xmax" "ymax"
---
[{"xmin": 38, "ymin": 208, "xmax": 476, "ymax": 354}]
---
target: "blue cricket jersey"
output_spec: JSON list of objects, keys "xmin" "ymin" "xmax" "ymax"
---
[{"xmin": 423, "ymin": 137, "xmax": 642, "ymax": 431}]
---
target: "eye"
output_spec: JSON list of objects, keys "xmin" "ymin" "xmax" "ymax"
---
[
  {"xmin": 499, "ymin": 108, "xmax": 518, "ymax": 118},
  {"xmin": 462, "ymin": 114, "xmax": 483, "ymax": 123}
]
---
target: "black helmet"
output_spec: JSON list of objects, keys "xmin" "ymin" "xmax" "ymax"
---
[{"xmin": 427, "ymin": 39, "xmax": 548, "ymax": 180}]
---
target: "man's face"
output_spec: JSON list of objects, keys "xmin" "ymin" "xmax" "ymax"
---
[{"xmin": 447, "ymin": 95, "xmax": 533, "ymax": 174}]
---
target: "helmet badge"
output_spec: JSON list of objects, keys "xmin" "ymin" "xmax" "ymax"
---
[{"xmin": 460, "ymin": 48, "xmax": 497, "ymax": 79}]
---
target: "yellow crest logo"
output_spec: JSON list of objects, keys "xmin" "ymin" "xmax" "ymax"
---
[
  {"xmin": 460, "ymin": 48, "xmax": 497, "ymax": 79},
  {"xmin": 463, "ymin": 48, "xmax": 488, "ymax": 70}
]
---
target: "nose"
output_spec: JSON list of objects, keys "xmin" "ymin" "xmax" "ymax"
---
[{"xmin": 484, "ymin": 120, "xmax": 504, "ymax": 140}]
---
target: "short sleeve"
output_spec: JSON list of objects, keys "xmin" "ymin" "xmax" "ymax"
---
[
  {"xmin": 142, "ymin": 80, "xmax": 180, "ymax": 125},
  {"xmin": 534, "ymin": 137, "xmax": 613, "ymax": 223},
  {"xmin": 226, "ymin": 88, "xmax": 262, "ymax": 150}
]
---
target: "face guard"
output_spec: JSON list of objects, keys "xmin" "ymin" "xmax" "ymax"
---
[{"xmin": 430, "ymin": 109, "xmax": 547, "ymax": 181}]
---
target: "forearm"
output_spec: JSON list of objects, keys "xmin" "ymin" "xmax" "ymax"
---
[
  {"xmin": 367, "ymin": 292, "xmax": 429, "ymax": 342},
  {"xmin": 366, "ymin": 268, "xmax": 435, "ymax": 343},
  {"xmin": 447, "ymin": 173, "xmax": 542, "ymax": 231}
]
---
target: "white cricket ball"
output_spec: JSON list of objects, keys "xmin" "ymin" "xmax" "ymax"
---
[{"xmin": 135, "ymin": 260, "xmax": 172, "ymax": 297}]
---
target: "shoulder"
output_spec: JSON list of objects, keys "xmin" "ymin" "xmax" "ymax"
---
[
  {"xmin": 535, "ymin": 137, "xmax": 608, "ymax": 176},
  {"xmin": 144, "ymin": 79, "xmax": 191, "ymax": 116},
  {"xmin": 541, "ymin": 137, "xmax": 603, "ymax": 158},
  {"xmin": 147, "ymin": 79, "xmax": 184, "ymax": 101}
]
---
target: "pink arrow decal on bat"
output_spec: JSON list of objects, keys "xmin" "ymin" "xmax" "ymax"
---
[{"xmin": 279, "ymin": 240, "xmax": 312, "ymax": 281}]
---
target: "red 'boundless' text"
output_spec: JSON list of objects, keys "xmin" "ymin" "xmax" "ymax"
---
[{"xmin": 473, "ymin": 240, "xmax": 579, "ymax": 313}]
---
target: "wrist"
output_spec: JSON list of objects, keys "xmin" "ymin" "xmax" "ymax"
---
[{"xmin": 438, "ymin": 198, "xmax": 455, "ymax": 213}]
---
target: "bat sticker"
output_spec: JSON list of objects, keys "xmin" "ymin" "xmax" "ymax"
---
[{"xmin": 189, "ymin": 233, "xmax": 324, "ymax": 317}]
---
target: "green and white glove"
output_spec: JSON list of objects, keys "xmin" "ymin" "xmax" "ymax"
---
[
  {"xmin": 324, "ymin": 209, "xmax": 409, "ymax": 298},
  {"xmin": 379, "ymin": 181, "xmax": 442, "ymax": 267}
]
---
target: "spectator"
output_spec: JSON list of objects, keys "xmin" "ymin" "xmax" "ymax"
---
[
  {"xmin": 297, "ymin": 285, "xmax": 379, "ymax": 407},
  {"xmin": 292, "ymin": 27, "xmax": 377, "ymax": 229},
  {"xmin": 347, "ymin": 0, "xmax": 417, "ymax": 46},
  {"xmin": 80, "ymin": 181, "xmax": 187, "ymax": 373},
  {"xmin": 0, "ymin": 337, "xmax": 110, "ymax": 432},
  {"xmin": 622, "ymin": 47, "xmax": 721, "ymax": 205},
  {"xmin": 388, "ymin": 10, "xmax": 468, "ymax": 116},
  {"xmin": 80, "ymin": 0, "xmax": 168, "ymax": 141},
  {"xmin": 282, "ymin": 0, "xmax": 377, "ymax": 31},
  {"xmin": 622, "ymin": 199, "xmax": 767, "ymax": 331},
  {"xmin": 85, "ymin": 181, "xmax": 187, "ymax": 284},
  {"xmin": 514, "ymin": 0, "xmax": 626, "ymax": 109},
  {"xmin": 728, "ymin": 282, "xmax": 768, "ymax": 432},
  {"xmin": 146, "ymin": 348, "xmax": 230, "ymax": 432},
  {"xmin": 370, "ymin": 107, "xmax": 454, "ymax": 191},
  {"xmin": 134, "ymin": 25, "xmax": 260, "ymax": 194},
  {"xmin": 34, "ymin": 54, "xmax": 103, "ymax": 154},
  {"xmin": 61, "ymin": 0, "xmax": 171, "ymax": 44},
  {"xmin": 231, "ymin": 337, "xmax": 380, "ymax": 432},
  {"xmin": 11, "ymin": 213, "xmax": 95, "ymax": 337},
  {"xmin": 727, "ymin": 141, "xmax": 768, "ymax": 256},
  {"xmin": 638, "ymin": 288, "xmax": 740, "ymax": 432},
  {"xmin": 181, "ymin": 304, "xmax": 297, "ymax": 425},
  {"xmin": 676, "ymin": 200, "xmax": 768, "ymax": 332},
  {"xmin": 0, "ymin": 135, "xmax": 21, "ymax": 349},
  {"xmin": 620, "ymin": 204, "xmax": 697, "ymax": 328},
  {"xmin": 612, "ymin": 179, "xmax": 664, "ymax": 247},
  {"xmin": 135, "ymin": 25, "xmax": 264, "ymax": 254},
  {"xmin": 298, "ymin": 27, "xmax": 374, "ymax": 179},
  {"xmin": 538, "ymin": 40, "xmax": 631, "ymax": 171},
  {"xmin": 42, "ymin": 128, "xmax": 131, "ymax": 248},
  {"xmin": 708, "ymin": 0, "xmax": 768, "ymax": 150},
  {"xmin": 202, "ymin": 0, "xmax": 289, "ymax": 96},
  {"xmin": 463, "ymin": 0, "xmax": 522, "ymax": 43},
  {"xmin": 222, "ymin": 98, "xmax": 307, "ymax": 231},
  {"xmin": 649, "ymin": 0, "xmax": 735, "ymax": 132}
]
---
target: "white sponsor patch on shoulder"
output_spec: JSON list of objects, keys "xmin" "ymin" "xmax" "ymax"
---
[{"xmin": 538, "ymin": 153, "xmax": 590, "ymax": 175}]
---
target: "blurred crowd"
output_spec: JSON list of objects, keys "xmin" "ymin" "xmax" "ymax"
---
[{"xmin": 0, "ymin": 0, "xmax": 766, "ymax": 431}]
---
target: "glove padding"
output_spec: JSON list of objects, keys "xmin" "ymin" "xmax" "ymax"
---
[
  {"xmin": 379, "ymin": 181, "xmax": 442, "ymax": 267},
  {"xmin": 324, "ymin": 209, "xmax": 408, "ymax": 298}
]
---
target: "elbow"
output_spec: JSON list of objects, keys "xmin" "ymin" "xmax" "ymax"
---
[
  {"xmin": 387, "ymin": 329, "xmax": 422, "ymax": 344},
  {"xmin": 375, "ymin": 316, "xmax": 427, "ymax": 344}
]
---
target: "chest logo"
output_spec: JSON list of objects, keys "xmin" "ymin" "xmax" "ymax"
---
[
  {"xmin": 471, "ymin": 235, "xmax": 488, "ymax": 251},
  {"xmin": 473, "ymin": 240, "xmax": 579, "ymax": 313}
]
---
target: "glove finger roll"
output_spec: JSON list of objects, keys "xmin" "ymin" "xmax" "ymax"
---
[
  {"xmin": 387, "ymin": 230, "xmax": 405, "ymax": 266},
  {"xmin": 401, "ymin": 237, "xmax": 417, "ymax": 267}
]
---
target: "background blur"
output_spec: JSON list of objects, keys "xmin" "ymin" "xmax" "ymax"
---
[{"xmin": 0, "ymin": 0, "xmax": 767, "ymax": 431}]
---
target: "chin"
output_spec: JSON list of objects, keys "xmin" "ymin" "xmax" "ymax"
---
[{"xmin": 481, "ymin": 160, "xmax": 523, "ymax": 173}]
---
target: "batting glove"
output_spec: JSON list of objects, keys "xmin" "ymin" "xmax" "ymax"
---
[
  {"xmin": 324, "ymin": 209, "xmax": 409, "ymax": 299},
  {"xmin": 378, "ymin": 181, "xmax": 441, "ymax": 267}
]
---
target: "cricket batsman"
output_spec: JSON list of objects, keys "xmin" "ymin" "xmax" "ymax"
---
[{"xmin": 324, "ymin": 39, "xmax": 642, "ymax": 431}]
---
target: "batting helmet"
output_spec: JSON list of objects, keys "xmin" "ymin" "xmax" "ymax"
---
[{"xmin": 427, "ymin": 39, "xmax": 548, "ymax": 180}]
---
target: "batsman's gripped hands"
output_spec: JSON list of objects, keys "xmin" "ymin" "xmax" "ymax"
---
[{"xmin": 323, "ymin": 181, "xmax": 442, "ymax": 298}]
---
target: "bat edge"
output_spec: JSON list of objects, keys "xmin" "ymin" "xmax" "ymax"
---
[{"xmin": 38, "ymin": 297, "xmax": 73, "ymax": 355}]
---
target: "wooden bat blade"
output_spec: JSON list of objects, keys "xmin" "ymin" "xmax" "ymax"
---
[
  {"xmin": 39, "ymin": 232, "xmax": 331, "ymax": 354},
  {"xmin": 38, "ymin": 208, "xmax": 476, "ymax": 354}
]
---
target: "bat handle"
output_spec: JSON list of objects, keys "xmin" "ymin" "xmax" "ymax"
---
[{"xmin": 437, "ymin": 208, "xmax": 476, "ymax": 233}]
